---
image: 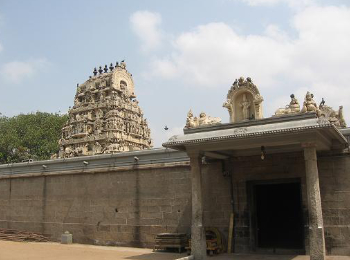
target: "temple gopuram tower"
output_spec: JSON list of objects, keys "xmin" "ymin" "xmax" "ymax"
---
[{"xmin": 58, "ymin": 61, "xmax": 152, "ymax": 158}]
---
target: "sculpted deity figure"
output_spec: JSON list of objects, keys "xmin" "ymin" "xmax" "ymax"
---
[
  {"xmin": 96, "ymin": 109, "xmax": 104, "ymax": 119},
  {"xmin": 120, "ymin": 60, "xmax": 127, "ymax": 69},
  {"xmin": 198, "ymin": 112, "xmax": 208, "ymax": 126},
  {"xmin": 185, "ymin": 110, "xmax": 221, "ymax": 128},
  {"xmin": 74, "ymin": 97, "xmax": 81, "ymax": 107},
  {"xmin": 145, "ymin": 128, "xmax": 151, "ymax": 138},
  {"xmin": 338, "ymin": 106, "xmax": 347, "ymax": 127},
  {"xmin": 275, "ymin": 94, "xmax": 301, "ymax": 116},
  {"xmin": 301, "ymin": 91, "xmax": 318, "ymax": 113},
  {"xmin": 94, "ymin": 119, "xmax": 103, "ymax": 134},
  {"xmin": 64, "ymin": 146, "xmax": 74, "ymax": 158},
  {"xmin": 100, "ymin": 92, "xmax": 106, "ymax": 102},
  {"xmin": 240, "ymin": 94, "xmax": 251, "ymax": 120},
  {"xmin": 289, "ymin": 94, "xmax": 300, "ymax": 113},
  {"xmin": 328, "ymin": 110, "xmax": 340, "ymax": 127},
  {"xmin": 93, "ymin": 142, "xmax": 102, "ymax": 154},
  {"xmin": 186, "ymin": 109, "xmax": 199, "ymax": 128},
  {"xmin": 223, "ymin": 99, "xmax": 232, "ymax": 110},
  {"xmin": 58, "ymin": 138, "xmax": 64, "ymax": 146},
  {"xmin": 87, "ymin": 125, "xmax": 93, "ymax": 135}
]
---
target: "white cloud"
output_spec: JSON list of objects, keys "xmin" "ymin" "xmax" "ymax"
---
[
  {"xmin": 150, "ymin": 22, "xmax": 292, "ymax": 87},
  {"xmin": 146, "ymin": 5, "xmax": 350, "ymax": 123},
  {"xmin": 0, "ymin": 58, "xmax": 50, "ymax": 84},
  {"xmin": 130, "ymin": 10, "xmax": 163, "ymax": 52}
]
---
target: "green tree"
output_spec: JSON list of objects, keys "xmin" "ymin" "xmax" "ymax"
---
[{"xmin": 0, "ymin": 112, "xmax": 68, "ymax": 164}]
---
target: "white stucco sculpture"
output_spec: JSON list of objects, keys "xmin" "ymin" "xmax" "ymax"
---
[
  {"xmin": 275, "ymin": 91, "xmax": 346, "ymax": 128},
  {"xmin": 275, "ymin": 94, "xmax": 301, "ymax": 116},
  {"xmin": 223, "ymin": 77, "xmax": 264, "ymax": 123},
  {"xmin": 185, "ymin": 110, "xmax": 221, "ymax": 128}
]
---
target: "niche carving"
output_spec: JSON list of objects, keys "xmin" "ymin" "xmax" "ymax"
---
[{"xmin": 223, "ymin": 77, "xmax": 263, "ymax": 123}]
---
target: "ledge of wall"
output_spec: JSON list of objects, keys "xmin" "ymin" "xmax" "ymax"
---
[{"xmin": 0, "ymin": 148, "xmax": 189, "ymax": 177}]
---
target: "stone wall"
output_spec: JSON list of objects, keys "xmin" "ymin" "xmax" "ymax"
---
[
  {"xmin": 0, "ymin": 149, "xmax": 349, "ymax": 255},
  {"xmin": 202, "ymin": 161, "xmax": 232, "ymax": 244},
  {"xmin": 0, "ymin": 150, "xmax": 232, "ymax": 248},
  {"xmin": 0, "ymin": 164, "xmax": 192, "ymax": 247},
  {"xmin": 318, "ymin": 155, "xmax": 350, "ymax": 256}
]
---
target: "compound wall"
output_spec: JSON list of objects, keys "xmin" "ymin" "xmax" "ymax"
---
[
  {"xmin": 0, "ymin": 148, "xmax": 349, "ymax": 256},
  {"xmin": 0, "ymin": 149, "xmax": 231, "ymax": 248}
]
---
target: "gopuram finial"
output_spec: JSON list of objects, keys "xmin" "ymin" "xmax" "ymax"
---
[
  {"xmin": 93, "ymin": 67, "xmax": 97, "ymax": 76},
  {"xmin": 104, "ymin": 65, "xmax": 108, "ymax": 73},
  {"xmin": 120, "ymin": 60, "xmax": 126, "ymax": 69},
  {"xmin": 109, "ymin": 63, "xmax": 114, "ymax": 71},
  {"xmin": 98, "ymin": 66, "xmax": 103, "ymax": 74}
]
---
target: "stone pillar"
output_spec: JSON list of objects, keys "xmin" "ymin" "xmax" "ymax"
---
[
  {"xmin": 189, "ymin": 152, "xmax": 207, "ymax": 260},
  {"xmin": 303, "ymin": 144, "xmax": 325, "ymax": 260}
]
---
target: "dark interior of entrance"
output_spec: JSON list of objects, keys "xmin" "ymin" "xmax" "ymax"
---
[{"xmin": 254, "ymin": 182, "xmax": 303, "ymax": 249}]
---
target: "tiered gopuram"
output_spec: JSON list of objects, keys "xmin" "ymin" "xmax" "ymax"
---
[{"xmin": 58, "ymin": 61, "xmax": 152, "ymax": 158}]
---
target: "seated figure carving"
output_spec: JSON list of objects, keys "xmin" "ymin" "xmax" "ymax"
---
[
  {"xmin": 185, "ymin": 110, "xmax": 221, "ymax": 128},
  {"xmin": 275, "ymin": 94, "xmax": 300, "ymax": 116},
  {"xmin": 301, "ymin": 91, "xmax": 318, "ymax": 113},
  {"xmin": 274, "ymin": 92, "xmax": 346, "ymax": 128}
]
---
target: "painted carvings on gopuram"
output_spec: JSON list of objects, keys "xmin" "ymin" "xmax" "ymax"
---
[
  {"xmin": 57, "ymin": 61, "xmax": 152, "ymax": 158},
  {"xmin": 275, "ymin": 91, "xmax": 346, "ymax": 128}
]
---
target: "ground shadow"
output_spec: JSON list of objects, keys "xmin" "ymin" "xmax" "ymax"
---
[
  {"xmin": 125, "ymin": 251, "xmax": 187, "ymax": 260},
  {"xmin": 126, "ymin": 254, "xmax": 341, "ymax": 260}
]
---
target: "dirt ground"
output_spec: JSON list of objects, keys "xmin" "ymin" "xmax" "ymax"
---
[{"xmin": 0, "ymin": 241, "xmax": 349, "ymax": 260}]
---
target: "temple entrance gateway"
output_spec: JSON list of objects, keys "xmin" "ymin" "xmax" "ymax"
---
[
  {"xmin": 252, "ymin": 181, "xmax": 304, "ymax": 251},
  {"xmin": 163, "ymin": 77, "xmax": 348, "ymax": 259}
]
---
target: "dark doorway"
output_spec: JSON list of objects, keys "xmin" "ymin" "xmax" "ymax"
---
[{"xmin": 254, "ymin": 182, "xmax": 303, "ymax": 249}]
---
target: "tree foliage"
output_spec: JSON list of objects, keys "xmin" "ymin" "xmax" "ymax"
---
[{"xmin": 0, "ymin": 112, "xmax": 68, "ymax": 164}]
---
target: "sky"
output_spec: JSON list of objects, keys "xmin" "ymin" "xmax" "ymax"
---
[{"xmin": 0, "ymin": 0, "xmax": 350, "ymax": 147}]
